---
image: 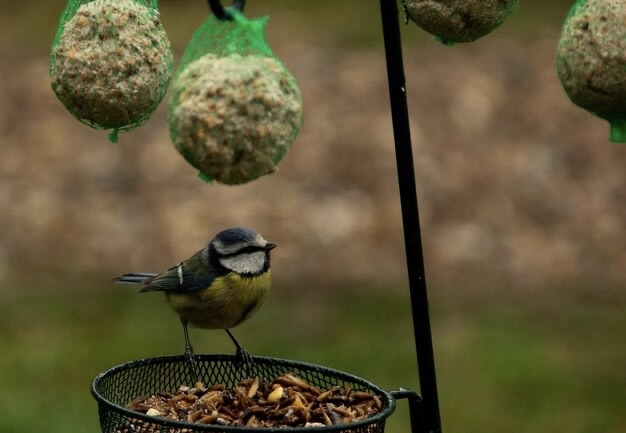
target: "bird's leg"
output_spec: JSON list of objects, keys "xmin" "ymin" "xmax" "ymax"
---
[
  {"xmin": 182, "ymin": 320, "xmax": 198, "ymax": 379},
  {"xmin": 225, "ymin": 329, "xmax": 253, "ymax": 364}
]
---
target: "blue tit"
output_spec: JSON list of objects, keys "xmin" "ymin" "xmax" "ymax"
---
[{"xmin": 113, "ymin": 227, "xmax": 276, "ymax": 366}]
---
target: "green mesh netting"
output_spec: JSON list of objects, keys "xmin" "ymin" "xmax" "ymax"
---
[
  {"xmin": 50, "ymin": 0, "xmax": 173, "ymax": 142},
  {"xmin": 168, "ymin": 8, "xmax": 303, "ymax": 185},
  {"xmin": 556, "ymin": 0, "xmax": 626, "ymax": 143}
]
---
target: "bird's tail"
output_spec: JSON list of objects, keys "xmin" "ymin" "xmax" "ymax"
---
[{"xmin": 112, "ymin": 273, "xmax": 157, "ymax": 284}]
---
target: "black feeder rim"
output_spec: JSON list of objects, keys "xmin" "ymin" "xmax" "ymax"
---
[{"xmin": 92, "ymin": 354, "xmax": 397, "ymax": 433}]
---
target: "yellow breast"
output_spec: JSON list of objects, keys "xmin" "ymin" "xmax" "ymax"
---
[{"xmin": 166, "ymin": 271, "xmax": 271, "ymax": 329}]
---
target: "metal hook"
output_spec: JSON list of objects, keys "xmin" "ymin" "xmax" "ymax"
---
[{"xmin": 208, "ymin": 0, "xmax": 246, "ymax": 21}]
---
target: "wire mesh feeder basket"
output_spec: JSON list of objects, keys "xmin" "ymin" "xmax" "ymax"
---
[{"xmin": 92, "ymin": 354, "xmax": 397, "ymax": 433}]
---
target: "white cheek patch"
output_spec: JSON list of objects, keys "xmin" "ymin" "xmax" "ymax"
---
[{"xmin": 219, "ymin": 251, "xmax": 266, "ymax": 275}]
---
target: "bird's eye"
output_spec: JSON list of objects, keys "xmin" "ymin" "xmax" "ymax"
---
[{"xmin": 223, "ymin": 245, "xmax": 266, "ymax": 256}]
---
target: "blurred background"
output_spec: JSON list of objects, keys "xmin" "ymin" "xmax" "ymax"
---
[{"xmin": 0, "ymin": 0, "xmax": 625, "ymax": 432}]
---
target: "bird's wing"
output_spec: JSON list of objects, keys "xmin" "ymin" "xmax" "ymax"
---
[{"xmin": 141, "ymin": 251, "xmax": 216, "ymax": 294}]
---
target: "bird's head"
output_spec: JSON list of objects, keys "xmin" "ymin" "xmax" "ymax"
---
[{"xmin": 208, "ymin": 227, "xmax": 277, "ymax": 276}]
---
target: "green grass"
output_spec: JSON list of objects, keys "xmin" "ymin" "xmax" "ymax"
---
[{"xmin": 0, "ymin": 274, "xmax": 624, "ymax": 433}]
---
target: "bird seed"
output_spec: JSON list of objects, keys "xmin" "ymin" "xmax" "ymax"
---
[
  {"xmin": 119, "ymin": 373, "xmax": 382, "ymax": 431},
  {"xmin": 403, "ymin": 0, "xmax": 518, "ymax": 44},
  {"xmin": 556, "ymin": 0, "xmax": 626, "ymax": 127},
  {"xmin": 50, "ymin": 0, "xmax": 173, "ymax": 130},
  {"xmin": 169, "ymin": 53, "xmax": 303, "ymax": 185}
]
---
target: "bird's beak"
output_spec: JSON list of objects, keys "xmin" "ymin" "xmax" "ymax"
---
[{"xmin": 264, "ymin": 242, "xmax": 277, "ymax": 251}]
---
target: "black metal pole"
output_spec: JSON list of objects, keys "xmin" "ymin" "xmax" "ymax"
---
[{"xmin": 378, "ymin": 1, "xmax": 442, "ymax": 433}]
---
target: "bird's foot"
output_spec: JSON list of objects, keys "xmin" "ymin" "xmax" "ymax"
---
[
  {"xmin": 184, "ymin": 346, "xmax": 198, "ymax": 380},
  {"xmin": 236, "ymin": 347, "xmax": 254, "ymax": 365},
  {"xmin": 225, "ymin": 329, "xmax": 254, "ymax": 365}
]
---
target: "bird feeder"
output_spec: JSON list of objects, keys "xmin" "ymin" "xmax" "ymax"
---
[{"xmin": 92, "ymin": 1, "xmax": 441, "ymax": 432}]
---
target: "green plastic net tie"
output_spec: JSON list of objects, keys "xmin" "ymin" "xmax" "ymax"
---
[
  {"xmin": 609, "ymin": 121, "xmax": 626, "ymax": 144},
  {"xmin": 108, "ymin": 128, "xmax": 120, "ymax": 143}
]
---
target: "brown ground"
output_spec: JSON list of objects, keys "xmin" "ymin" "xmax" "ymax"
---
[{"xmin": 0, "ymin": 29, "xmax": 624, "ymax": 292}]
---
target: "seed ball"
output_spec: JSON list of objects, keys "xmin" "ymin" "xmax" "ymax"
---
[
  {"xmin": 404, "ymin": 0, "xmax": 519, "ymax": 44},
  {"xmin": 556, "ymin": 0, "xmax": 626, "ymax": 143},
  {"xmin": 169, "ymin": 53, "xmax": 303, "ymax": 185},
  {"xmin": 50, "ymin": 0, "xmax": 173, "ymax": 130}
]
